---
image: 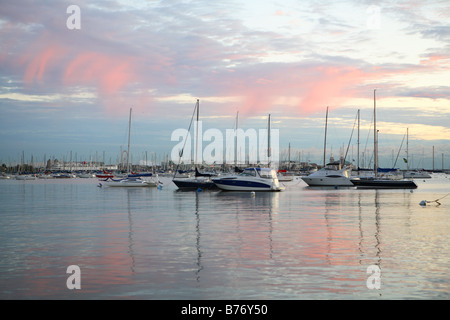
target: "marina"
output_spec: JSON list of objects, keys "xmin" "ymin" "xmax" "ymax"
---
[
  {"xmin": 1, "ymin": 0, "xmax": 450, "ymax": 304},
  {"xmin": 0, "ymin": 173, "xmax": 449, "ymax": 299}
]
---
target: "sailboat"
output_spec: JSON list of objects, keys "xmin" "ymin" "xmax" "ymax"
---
[
  {"xmin": 172, "ymin": 99, "xmax": 218, "ymax": 190},
  {"xmin": 301, "ymin": 107, "xmax": 354, "ymax": 187},
  {"xmin": 350, "ymin": 90, "xmax": 417, "ymax": 189},
  {"xmin": 101, "ymin": 108, "xmax": 158, "ymax": 188}
]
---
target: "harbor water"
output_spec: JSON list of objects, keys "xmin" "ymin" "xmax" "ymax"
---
[{"xmin": 0, "ymin": 174, "xmax": 449, "ymax": 299}]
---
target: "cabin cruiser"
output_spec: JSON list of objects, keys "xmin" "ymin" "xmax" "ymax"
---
[
  {"xmin": 301, "ymin": 161, "xmax": 353, "ymax": 187},
  {"xmin": 100, "ymin": 176, "xmax": 158, "ymax": 187},
  {"xmin": 212, "ymin": 167, "xmax": 284, "ymax": 191}
]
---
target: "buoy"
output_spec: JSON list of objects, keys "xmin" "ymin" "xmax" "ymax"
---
[
  {"xmin": 157, "ymin": 184, "xmax": 163, "ymax": 190},
  {"xmin": 197, "ymin": 188, "xmax": 202, "ymax": 192},
  {"xmin": 97, "ymin": 183, "xmax": 102, "ymax": 188},
  {"xmin": 419, "ymin": 200, "xmax": 427, "ymax": 206},
  {"xmin": 250, "ymin": 191, "xmax": 255, "ymax": 197}
]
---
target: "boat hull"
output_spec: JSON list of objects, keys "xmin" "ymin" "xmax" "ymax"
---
[
  {"xmin": 100, "ymin": 178, "xmax": 157, "ymax": 187},
  {"xmin": 173, "ymin": 178, "xmax": 218, "ymax": 190},
  {"xmin": 350, "ymin": 178, "xmax": 417, "ymax": 189},
  {"xmin": 301, "ymin": 176, "xmax": 354, "ymax": 187},
  {"xmin": 212, "ymin": 178, "xmax": 283, "ymax": 192}
]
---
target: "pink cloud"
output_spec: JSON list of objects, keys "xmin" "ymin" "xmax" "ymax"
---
[
  {"xmin": 24, "ymin": 46, "xmax": 67, "ymax": 83},
  {"xmin": 215, "ymin": 64, "xmax": 378, "ymax": 119},
  {"xmin": 63, "ymin": 52, "xmax": 136, "ymax": 95}
]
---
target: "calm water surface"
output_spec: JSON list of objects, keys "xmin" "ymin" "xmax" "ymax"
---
[{"xmin": 0, "ymin": 174, "xmax": 449, "ymax": 299}]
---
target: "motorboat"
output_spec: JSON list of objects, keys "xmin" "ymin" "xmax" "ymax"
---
[
  {"xmin": 16, "ymin": 174, "xmax": 36, "ymax": 180},
  {"xmin": 403, "ymin": 170, "xmax": 431, "ymax": 179},
  {"xmin": 301, "ymin": 161, "xmax": 354, "ymax": 186},
  {"xmin": 212, "ymin": 167, "xmax": 284, "ymax": 191},
  {"xmin": 99, "ymin": 176, "xmax": 158, "ymax": 187}
]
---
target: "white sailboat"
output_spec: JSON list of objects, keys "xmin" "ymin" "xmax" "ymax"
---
[{"xmin": 101, "ymin": 108, "xmax": 158, "ymax": 188}]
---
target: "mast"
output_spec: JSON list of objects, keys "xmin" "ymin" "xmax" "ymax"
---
[
  {"xmin": 357, "ymin": 109, "xmax": 360, "ymax": 171},
  {"xmin": 373, "ymin": 90, "xmax": 378, "ymax": 178},
  {"xmin": 235, "ymin": 111, "xmax": 238, "ymax": 167},
  {"xmin": 195, "ymin": 99, "xmax": 199, "ymax": 165},
  {"xmin": 268, "ymin": 114, "xmax": 271, "ymax": 165},
  {"xmin": 323, "ymin": 107, "xmax": 329, "ymax": 167},
  {"xmin": 406, "ymin": 127, "xmax": 409, "ymax": 171},
  {"xmin": 127, "ymin": 108, "xmax": 132, "ymax": 173},
  {"xmin": 288, "ymin": 142, "xmax": 291, "ymax": 171}
]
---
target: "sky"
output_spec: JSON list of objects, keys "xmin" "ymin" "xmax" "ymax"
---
[{"xmin": 1, "ymin": 0, "xmax": 449, "ymax": 169}]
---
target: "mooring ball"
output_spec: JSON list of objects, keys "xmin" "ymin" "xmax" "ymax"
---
[{"xmin": 419, "ymin": 200, "xmax": 427, "ymax": 206}]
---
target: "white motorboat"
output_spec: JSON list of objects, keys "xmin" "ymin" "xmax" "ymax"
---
[
  {"xmin": 99, "ymin": 176, "xmax": 158, "ymax": 188},
  {"xmin": 301, "ymin": 162, "xmax": 354, "ymax": 187},
  {"xmin": 403, "ymin": 171, "xmax": 431, "ymax": 179},
  {"xmin": 16, "ymin": 175, "xmax": 36, "ymax": 180},
  {"xmin": 212, "ymin": 167, "xmax": 284, "ymax": 191}
]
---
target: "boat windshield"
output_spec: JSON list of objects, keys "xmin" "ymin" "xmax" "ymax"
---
[
  {"xmin": 239, "ymin": 170, "xmax": 256, "ymax": 177},
  {"xmin": 259, "ymin": 169, "xmax": 277, "ymax": 179}
]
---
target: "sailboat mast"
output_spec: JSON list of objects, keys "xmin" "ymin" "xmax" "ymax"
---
[
  {"xmin": 288, "ymin": 142, "xmax": 291, "ymax": 170},
  {"xmin": 195, "ymin": 99, "xmax": 199, "ymax": 166},
  {"xmin": 373, "ymin": 89, "xmax": 378, "ymax": 177},
  {"xmin": 406, "ymin": 127, "xmax": 409, "ymax": 171},
  {"xmin": 268, "ymin": 114, "xmax": 271, "ymax": 164},
  {"xmin": 357, "ymin": 109, "xmax": 360, "ymax": 171},
  {"xmin": 127, "ymin": 108, "xmax": 132, "ymax": 173},
  {"xmin": 324, "ymin": 106, "xmax": 329, "ymax": 167},
  {"xmin": 235, "ymin": 111, "xmax": 238, "ymax": 167}
]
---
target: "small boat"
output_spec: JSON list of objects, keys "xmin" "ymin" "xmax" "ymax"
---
[
  {"xmin": 77, "ymin": 172, "xmax": 95, "ymax": 178},
  {"xmin": 403, "ymin": 171, "xmax": 432, "ymax": 179},
  {"xmin": 16, "ymin": 174, "xmax": 36, "ymax": 180},
  {"xmin": 212, "ymin": 167, "xmax": 284, "ymax": 192},
  {"xmin": 100, "ymin": 176, "xmax": 158, "ymax": 188},
  {"xmin": 38, "ymin": 174, "xmax": 54, "ymax": 179},
  {"xmin": 96, "ymin": 170, "xmax": 115, "ymax": 179}
]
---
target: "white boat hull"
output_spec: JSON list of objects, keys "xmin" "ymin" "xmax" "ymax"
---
[
  {"xmin": 100, "ymin": 178, "xmax": 157, "ymax": 187},
  {"xmin": 302, "ymin": 176, "xmax": 354, "ymax": 186},
  {"xmin": 212, "ymin": 168, "xmax": 284, "ymax": 192}
]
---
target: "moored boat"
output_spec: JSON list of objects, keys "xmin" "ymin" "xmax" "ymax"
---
[
  {"xmin": 100, "ymin": 176, "xmax": 158, "ymax": 187},
  {"xmin": 301, "ymin": 161, "xmax": 353, "ymax": 187},
  {"xmin": 350, "ymin": 177, "xmax": 417, "ymax": 189},
  {"xmin": 212, "ymin": 167, "xmax": 284, "ymax": 192}
]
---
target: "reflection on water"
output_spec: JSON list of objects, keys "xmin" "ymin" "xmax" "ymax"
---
[{"xmin": 0, "ymin": 176, "xmax": 449, "ymax": 299}]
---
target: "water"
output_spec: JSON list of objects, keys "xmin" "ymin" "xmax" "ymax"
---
[{"xmin": 0, "ymin": 175, "xmax": 449, "ymax": 300}]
